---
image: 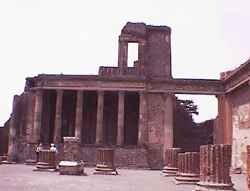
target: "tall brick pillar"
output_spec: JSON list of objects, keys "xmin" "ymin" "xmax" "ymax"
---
[
  {"xmin": 138, "ymin": 92, "xmax": 147, "ymax": 145},
  {"xmin": 96, "ymin": 91, "xmax": 104, "ymax": 145},
  {"xmin": 33, "ymin": 89, "xmax": 43, "ymax": 143},
  {"xmin": 75, "ymin": 90, "xmax": 83, "ymax": 141},
  {"xmin": 116, "ymin": 91, "xmax": 125, "ymax": 146},
  {"xmin": 175, "ymin": 152, "xmax": 200, "ymax": 185},
  {"xmin": 7, "ymin": 95, "xmax": 19, "ymax": 162},
  {"xmin": 195, "ymin": 144, "xmax": 234, "ymax": 191},
  {"xmin": 118, "ymin": 37, "xmax": 128, "ymax": 71},
  {"xmin": 162, "ymin": 148, "xmax": 182, "ymax": 176},
  {"xmin": 53, "ymin": 90, "xmax": 63, "ymax": 144}
]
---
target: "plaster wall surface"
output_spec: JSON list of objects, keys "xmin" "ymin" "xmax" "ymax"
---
[{"xmin": 231, "ymin": 84, "xmax": 250, "ymax": 171}]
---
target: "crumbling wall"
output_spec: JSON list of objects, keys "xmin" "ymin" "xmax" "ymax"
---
[
  {"xmin": 0, "ymin": 122, "xmax": 9, "ymax": 155},
  {"xmin": 230, "ymin": 84, "xmax": 250, "ymax": 171},
  {"xmin": 146, "ymin": 93, "xmax": 169, "ymax": 169}
]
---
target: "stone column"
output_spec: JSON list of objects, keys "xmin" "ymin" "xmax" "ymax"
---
[
  {"xmin": 96, "ymin": 91, "xmax": 104, "ymax": 145},
  {"xmin": 75, "ymin": 90, "xmax": 83, "ymax": 140},
  {"xmin": 216, "ymin": 95, "xmax": 232, "ymax": 144},
  {"xmin": 138, "ymin": 92, "xmax": 147, "ymax": 145},
  {"xmin": 163, "ymin": 94, "xmax": 174, "ymax": 156},
  {"xmin": 195, "ymin": 144, "xmax": 234, "ymax": 191},
  {"xmin": 53, "ymin": 90, "xmax": 63, "ymax": 144},
  {"xmin": 7, "ymin": 95, "xmax": 19, "ymax": 161},
  {"xmin": 33, "ymin": 89, "xmax": 43, "ymax": 143},
  {"xmin": 118, "ymin": 37, "xmax": 128, "ymax": 70},
  {"xmin": 162, "ymin": 148, "xmax": 182, "ymax": 176},
  {"xmin": 116, "ymin": 91, "xmax": 125, "ymax": 146},
  {"xmin": 175, "ymin": 152, "xmax": 200, "ymax": 185}
]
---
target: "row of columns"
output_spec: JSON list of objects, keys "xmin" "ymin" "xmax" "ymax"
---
[{"xmin": 32, "ymin": 89, "xmax": 149, "ymax": 146}]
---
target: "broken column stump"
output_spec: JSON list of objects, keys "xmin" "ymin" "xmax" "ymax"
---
[
  {"xmin": 58, "ymin": 137, "xmax": 84, "ymax": 175},
  {"xmin": 175, "ymin": 152, "xmax": 200, "ymax": 185},
  {"xmin": 94, "ymin": 148, "xmax": 118, "ymax": 175},
  {"xmin": 247, "ymin": 145, "xmax": 250, "ymax": 190},
  {"xmin": 162, "ymin": 148, "xmax": 182, "ymax": 176},
  {"xmin": 35, "ymin": 150, "xmax": 56, "ymax": 171},
  {"xmin": 195, "ymin": 144, "xmax": 234, "ymax": 191}
]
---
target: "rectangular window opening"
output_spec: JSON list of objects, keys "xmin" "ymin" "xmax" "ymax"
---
[{"xmin": 128, "ymin": 43, "xmax": 138, "ymax": 67}]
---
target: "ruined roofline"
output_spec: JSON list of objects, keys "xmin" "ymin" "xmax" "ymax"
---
[
  {"xmin": 27, "ymin": 74, "xmax": 222, "ymax": 83},
  {"xmin": 121, "ymin": 22, "xmax": 171, "ymax": 38},
  {"xmin": 220, "ymin": 58, "xmax": 250, "ymax": 81},
  {"xmin": 25, "ymin": 73, "xmax": 146, "ymax": 82}
]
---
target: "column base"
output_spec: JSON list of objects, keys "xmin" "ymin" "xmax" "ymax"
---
[
  {"xmin": 59, "ymin": 161, "xmax": 84, "ymax": 176},
  {"xmin": 35, "ymin": 162, "xmax": 57, "ymax": 170},
  {"xmin": 175, "ymin": 173, "xmax": 199, "ymax": 185},
  {"xmin": 194, "ymin": 181, "xmax": 235, "ymax": 191},
  {"xmin": 162, "ymin": 166, "xmax": 178, "ymax": 176},
  {"xmin": 94, "ymin": 164, "xmax": 118, "ymax": 175},
  {"xmin": 25, "ymin": 159, "xmax": 37, "ymax": 165}
]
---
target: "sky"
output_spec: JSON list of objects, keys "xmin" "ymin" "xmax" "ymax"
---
[{"xmin": 0, "ymin": 0, "xmax": 250, "ymax": 125}]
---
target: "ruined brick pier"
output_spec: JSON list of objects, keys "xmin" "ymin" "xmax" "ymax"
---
[
  {"xmin": 195, "ymin": 144, "xmax": 234, "ymax": 191},
  {"xmin": 35, "ymin": 150, "xmax": 56, "ymax": 170},
  {"xmin": 175, "ymin": 152, "xmax": 200, "ymax": 184},
  {"xmin": 162, "ymin": 148, "xmax": 182, "ymax": 176},
  {"xmin": 94, "ymin": 148, "xmax": 118, "ymax": 175}
]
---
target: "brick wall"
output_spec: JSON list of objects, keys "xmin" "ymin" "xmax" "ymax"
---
[{"xmin": 81, "ymin": 146, "xmax": 149, "ymax": 169}]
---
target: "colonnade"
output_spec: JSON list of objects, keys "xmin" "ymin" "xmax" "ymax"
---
[{"xmin": 32, "ymin": 89, "xmax": 152, "ymax": 146}]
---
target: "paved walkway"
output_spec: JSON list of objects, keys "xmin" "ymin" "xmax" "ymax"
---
[{"xmin": 0, "ymin": 164, "xmax": 247, "ymax": 191}]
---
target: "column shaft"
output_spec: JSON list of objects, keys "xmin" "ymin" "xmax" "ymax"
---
[
  {"xmin": 138, "ymin": 92, "xmax": 147, "ymax": 145},
  {"xmin": 33, "ymin": 90, "xmax": 43, "ymax": 143},
  {"xmin": 96, "ymin": 91, "xmax": 104, "ymax": 144},
  {"xmin": 116, "ymin": 91, "xmax": 125, "ymax": 146},
  {"xmin": 164, "ymin": 94, "xmax": 174, "ymax": 149},
  {"xmin": 53, "ymin": 90, "xmax": 63, "ymax": 144},
  {"xmin": 118, "ymin": 38, "xmax": 128, "ymax": 69},
  {"xmin": 217, "ymin": 95, "xmax": 232, "ymax": 144},
  {"xmin": 75, "ymin": 90, "xmax": 83, "ymax": 140}
]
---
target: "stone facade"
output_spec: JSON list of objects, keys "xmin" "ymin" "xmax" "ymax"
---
[
  {"xmin": 215, "ymin": 60, "xmax": 250, "ymax": 172},
  {"xmin": 4, "ymin": 22, "xmax": 250, "ymax": 169}
]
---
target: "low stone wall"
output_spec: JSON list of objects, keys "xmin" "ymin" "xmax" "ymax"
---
[
  {"xmin": 81, "ymin": 146, "xmax": 149, "ymax": 169},
  {"xmin": 16, "ymin": 144, "xmax": 152, "ymax": 169}
]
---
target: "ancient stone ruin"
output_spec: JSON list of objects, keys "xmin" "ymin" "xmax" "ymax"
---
[{"xmin": 1, "ymin": 22, "xmax": 249, "ymax": 174}]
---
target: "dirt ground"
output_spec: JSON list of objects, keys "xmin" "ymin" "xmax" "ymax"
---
[{"xmin": 0, "ymin": 164, "xmax": 246, "ymax": 191}]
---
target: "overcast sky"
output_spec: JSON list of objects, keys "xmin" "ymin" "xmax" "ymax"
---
[{"xmin": 0, "ymin": 0, "xmax": 250, "ymax": 125}]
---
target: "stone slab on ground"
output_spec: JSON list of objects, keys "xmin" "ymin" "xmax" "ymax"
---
[{"xmin": 0, "ymin": 164, "xmax": 247, "ymax": 191}]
